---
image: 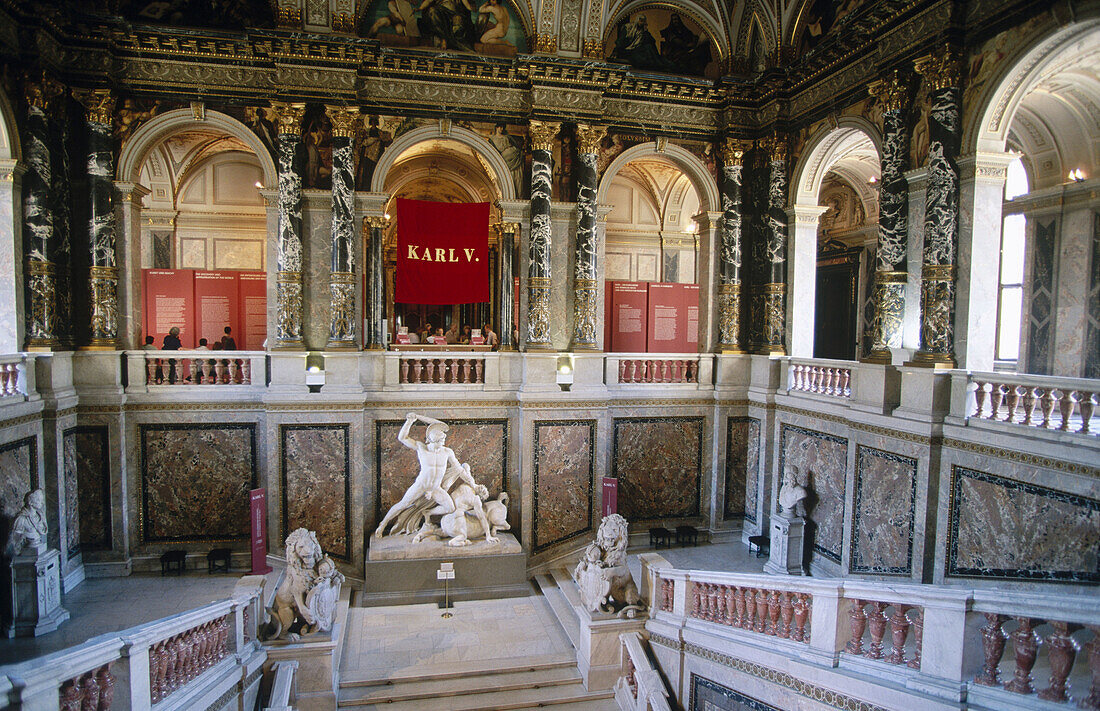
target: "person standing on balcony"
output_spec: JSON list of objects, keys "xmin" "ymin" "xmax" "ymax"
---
[
  {"xmin": 221, "ymin": 326, "xmax": 237, "ymax": 350},
  {"xmin": 483, "ymin": 323, "xmax": 499, "ymax": 349},
  {"xmin": 162, "ymin": 327, "xmax": 181, "ymax": 350}
]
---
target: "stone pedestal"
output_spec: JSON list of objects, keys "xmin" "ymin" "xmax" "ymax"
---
[
  {"xmin": 763, "ymin": 515, "xmax": 805, "ymax": 576},
  {"xmin": 6, "ymin": 546, "xmax": 69, "ymax": 637},
  {"xmin": 575, "ymin": 607, "xmax": 647, "ymax": 691}
]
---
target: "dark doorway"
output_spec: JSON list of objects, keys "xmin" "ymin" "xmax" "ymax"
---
[{"xmin": 813, "ymin": 241, "xmax": 862, "ymax": 360}]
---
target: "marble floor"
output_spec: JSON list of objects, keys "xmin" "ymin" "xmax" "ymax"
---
[
  {"xmin": 0, "ymin": 569, "xmax": 281, "ymax": 666},
  {"xmin": 626, "ymin": 538, "xmax": 767, "ymax": 581}
]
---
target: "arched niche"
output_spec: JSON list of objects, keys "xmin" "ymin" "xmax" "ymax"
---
[{"xmin": 599, "ymin": 142, "xmax": 719, "ymax": 211}]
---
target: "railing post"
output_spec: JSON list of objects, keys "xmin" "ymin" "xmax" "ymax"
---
[
  {"xmin": 124, "ymin": 352, "xmax": 147, "ymax": 393},
  {"xmin": 802, "ymin": 584, "xmax": 844, "ymax": 666},
  {"xmin": 114, "ymin": 639, "xmax": 151, "ymax": 711},
  {"xmin": 671, "ymin": 574, "xmax": 689, "ymax": 618},
  {"xmin": 905, "ymin": 592, "xmax": 970, "ymax": 702}
]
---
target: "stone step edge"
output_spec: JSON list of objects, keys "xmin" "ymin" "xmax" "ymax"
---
[
  {"xmin": 340, "ymin": 653, "xmax": 578, "ymax": 687},
  {"xmin": 549, "ymin": 566, "xmax": 583, "ymax": 607},
  {"xmin": 337, "ymin": 666, "xmax": 582, "ymax": 706},
  {"xmin": 338, "ymin": 683, "xmax": 615, "ymax": 711},
  {"xmin": 534, "ymin": 573, "xmax": 580, "ymax": 648}
]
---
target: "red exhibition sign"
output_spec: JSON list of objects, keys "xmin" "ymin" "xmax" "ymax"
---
[
  {"xmin": 395, "ymin": 198, "xmax": 490, "ymax": 304},
  {"xmin": 250, "ymin": 488, "xmax": 272, "ymax": 575},
  {"xmin": 237, "ymin": 271, "xmax": 268, "ymax": 351},
  {"xmin": 607, "ymin": 281, "xmax": 649, "ymax": 352},
  {"xmin": 143, "ymin": 269, "xmax": 196, "ymax": 348},
  {"xmin": 602, "ymin": 477, "xmax": 618, "ymax": 517},
  {"xmin": 194, "ymin": 271, "xmax": 238, "ymax": 347},
  {"xmin": 647, "ymin": 282, "xmax": 696, "ymax": 353}
]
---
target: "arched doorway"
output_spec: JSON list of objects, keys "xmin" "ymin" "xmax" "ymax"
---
[{"xmin": 0, "ymin": 87, "xmax": 22, "ymax": 353}]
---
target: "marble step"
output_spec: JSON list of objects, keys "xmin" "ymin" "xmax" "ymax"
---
[
  {"xmin": 550, "ymin": 566, "xmax": 583, "ymax": 607},
  {"xmin": 512, "ymin": 698, "xmax": 620, "ymax": 711},
  {"xmin": 340, "ymin": 652, "xmax": 577, "ymax": 687},
  {"xmin": 338, "ymin": 680, "xmax": 615, "ymax": 710},
  {"xmin": 534, "ymin": 573, "xmax": 580, "ymax": 649},
  {"xmin": 338, "ymin": 665, "xmax": 581, "ymax": 706}
]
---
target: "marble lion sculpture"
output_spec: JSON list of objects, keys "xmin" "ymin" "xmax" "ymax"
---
[
  {"xmin": 263, "ymin": 528, "xmax": 344, "ymax": 641},
  {"xmin": 572, "ymin": 513, "xmax": 646, "ymax": 619}
]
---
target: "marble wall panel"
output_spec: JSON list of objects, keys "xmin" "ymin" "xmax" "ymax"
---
[
  {"xmin": 0, "ymin": 437, "xmax": 36, "ymax": 544},
  {"xmin": 724, "ymin": 417, "xmax": 760, "ymax": 522},
  {"xmin": 613, "ymin": 417, "xmax": 703, "ymax": 521},
  {"xmin": 689, "ymin": 673, "xmax": 782, "ymax": 711},
  {"xmin": 851, "ymin": 446, "xmax": 917, "ymax": 575},
  {"xmin": 281, "ymin": 424, "xmax": 350, "ymax": 560},
  {"xmin": 1086, "ymin": 212, "xmax": 1100, "ymax": 378},
  {"xmin": 375, "ymin": 419, "xmax": 508, "ymax": 525},
  {"xmin": 62, "ymin": 429, "xmax": 79, "ymax": 558},
  {"xmin": 778, "ymin": 424, "xmax": 847, "ymax": 563},
  {"xmin": 533, "ymin": 420, "xmax": 595, "ymax": 552},
  {"xmin": 140, "ymin": 424, "xmax": 256, "ymax": 542},
  {"xmin": 69, "ymin": 427, "xmax": 111, "ymax": 554},
  {"xmin": 947, "ymin": 465, "xmax": 1100, "ymax": 582},
  {"xmin": 1026, "ymin": 218, "xmax": 1056, "ymax": 374}
]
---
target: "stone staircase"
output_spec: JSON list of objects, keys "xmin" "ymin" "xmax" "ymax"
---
[{"xmin": 336, "ymin": 573, "xmax": 618, "ymax": 711}]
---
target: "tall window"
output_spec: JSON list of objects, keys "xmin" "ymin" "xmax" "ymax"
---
[{"xmin": 997, "ymin": 157, "xmax": 1029, "ymax": 363}]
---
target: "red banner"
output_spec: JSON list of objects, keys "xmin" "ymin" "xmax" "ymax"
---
[
  {"xmin": 194, "ymin": 271, "xmax": 238, "ymax": 347},
  {"xmin": 250, "ymin": 488, "xmax": 272, "ymax": 575},
  {"xmin": 144, "ymin": 269, "xmax": 196, "ymax": 349},
  {"xmin": 396, "ymin": 198, "xmax": 490, "ymax": 304}
]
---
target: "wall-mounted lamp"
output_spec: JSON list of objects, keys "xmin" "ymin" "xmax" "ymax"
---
[
  {"xmin": 1068, "ymin": 168, "xmax": 1086, "ymax": 183},
  {"xmin": 556, "ymin": 354, "xmax": 574, "ymax": 392},
  {"xmin": 868, "ymin": 175, "xmax": 878, "ymax": 185},
  {"xmin": 254, "ymin": 181, "xmax": 263, "ymax": 189}
]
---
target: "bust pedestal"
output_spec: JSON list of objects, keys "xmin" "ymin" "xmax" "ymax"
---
[
  {"xmin": 763, "ymin": 514, "xmax": 805, "ymax": 576},
  {"xmin": 5, "ymin": 544, "xmax": 69, "ymax": 637}
]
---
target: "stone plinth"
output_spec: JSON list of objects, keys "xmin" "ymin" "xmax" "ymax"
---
[
  {"xmin": 362, "ymin": 533, "xmax": 527, "ymax": 606},
  {"xmin": 575, "ymin": 607, "xmax": 647, "ymax": 691},
  {"xmin": 763, "ymin": 515, "xmax": 805, "ymax": 576},
  {"xmin": 263, "ymin": 589, "xmax": 350, "ymax": 711},
  {"xmin": 6, "ymin": 546, "xmax": 69, "ymax": 637}
]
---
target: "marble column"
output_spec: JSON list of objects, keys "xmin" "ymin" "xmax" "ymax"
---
[
  {"xmin": 49, "ymin": 92, "xmax": 73, "ymax": 350},
  {"xmin": 22, "ymin": 76, "xmax": 62, "ymax": 350},
  {"xmin": 718, "ymin": 138, "xmax": 747, "ymax": 352},
  {"xmin": 364, "ymin": 215, "xmax": 386, "ymax": 349},
  {"xmin": 114, "ymin": 182, "xmax": 150, "ymax": 348},
  {"xmin": 497, "ymin": 222, "xmax": 517, "ymax": 351},
  {"xmin": 326, "ymin": 106, "xmax": 358, "ymax": 350},
  {"xmin": 762, "ymin": 136, "xmax": 789, "ymax": 355},
  {"xmin": 271, "ymin": 102, "xmax": 307, "ymax": 349},
  {"xmin": 0, "ymin": 160, "xmax": 26, "ymax": 353},
  {"xmin": 572, "ymin": 124, "xmax": 604, "ymax": 350},
  {"xmin": 912, "ymin": 51, "xmax": 962, "ymax": 368},
  {"xmin": 526, "ymin": 120, "xmax": 559, "ymax": 350},
  {"xmin": 74, "ymin": 89, "xmax": 119, "ymax": 349},
  {"xmin": 865, "ymin": 72, "xmax": 912, "ymax": 362}
]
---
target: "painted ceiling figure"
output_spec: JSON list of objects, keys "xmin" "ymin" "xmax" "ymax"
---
[
  {"xmin": 610, "ymin": 14, "xmax": 676, "ymax": 73},
  {"xmin": 417, "ymin": 0, "xmax": 477, "ymax": 51},
  {"xmin": 660, "ymin": 13, "xmax": 710, "ymax": 76}
]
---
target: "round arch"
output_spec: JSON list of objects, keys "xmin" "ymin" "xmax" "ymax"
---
[
  {"xmin": 371, "ymin": 125, "xmax": 517, "ymax": 201},
  {"xmin": 598, "ymin": 142, "xmax": 720, "ymax": 212},
  {"xmin": 117, "ymin": 109, "xmax": 277, "ymax": 187},
  {"xmin": 791, "ymin": 117, "xmax": 882, "ymax": 206},
  {"xmin": 0, "ymin": 85, "xmax": 20, "ymax": 162},
  {"xmin": 967, "ymin": 17, "xmax": 1100, "ymax": 153}
]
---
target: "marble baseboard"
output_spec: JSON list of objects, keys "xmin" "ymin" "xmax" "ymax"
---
[
  {"xmin": 281, "ymin": 424, "xmax": 350, "ymax": 560},
  {"xmin": 612, "ymin": 417, "xmax": 703, "ymax": 521},
  {"xmin": 778, "ymin": 424, "xmax": 847, "ymax": 564},
  {"xmin": 532, "ymin": 419, "xmax": 595, "ymax": 552}
]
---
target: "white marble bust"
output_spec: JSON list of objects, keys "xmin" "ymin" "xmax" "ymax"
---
[
  {"xmin": 778, "ymin": 466, "xmax": 809, "ymax": 519},
  {"xmin": 6, "ymin": 489, "xmax": 47, "ymax": 556}
]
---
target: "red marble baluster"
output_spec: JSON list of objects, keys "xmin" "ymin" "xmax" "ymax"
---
[
  {"xmin": 1004, "ymin": 384, "xmax": 1021, "ymax": 421},
  {"xmin": 691, "ymin": 582, "xmax": 701, "ymax": 618},
  {"xmin": 1080, "ymin": 625, "xmax": 1100, "ymax": 711},
  {"xmin": 779, "ymin": 592, "xmax": 794, "ymax": 639},
  {"xmin": 225, "ymin": 359, "xmax": 237, "ymax": 383},
  {"xmin": 754, "ymin": 589, "xmax": 768, "ymax": 633},
  {"xmin": 687, "ymin": 360, "xmax": 697, "ymax": 382},
  {"xmin": 80, "ymin": 671, "xmax": 100, "ymax": 711},
  {"xmin": 1078, "ymin": 392, "xmax": 1095, "ymax": 434},
  {"xmin": 708, "ymin": 584, "xmax": 718, "ymax": 621},
  {"xmin": 425, "ymin": 359, "xmax": 435, "ymax": 382},
  {"xmin": 1004, "ymin": 617, "xmax": 1041, "ymax": 694},
  {"xmin": 766, "ymin": 590, "xmax": 781, "ymax": 636},
  {"xmin": 885, "ymin": 604, "xmax": 911, "ymax": 665},
  {"xmin": 715, "ymin": 584, "xmax": 727, "ymax": 623},
  {"xmin": 148, "ymin": 642, "xmax": 162, "ymax": 703},
  {"xmin": 475, "ymin": 359, "xmax": 484, "ymax": 383},
  {"xmin": 213, "ymin": 360, "xmax": 225, "ymax": 384},
  {"xmin": 662, "ymin": 360, "xmax": 671, "ymax": 382},
  {"xmin": 698, "ymin": 583, "xmax": 708, "ymax": 619},
  {"xmin": 989, "ymin": 383, "xmax": 1005, "ymax": 420},
  {"xmin": 731, "ymin": 586, "xmax": 744, "ymax": 627},
  {"xmin": 741, "ymin": 588, "xmax": 755, "ymax": 630},
  {"xmin": 794, "ymin": 593, "xmax": 811, "ymax": 642},
  {"xmin": 907, "ymin": 608, "xmax": 923, "ymax": 670},
  {"xmin": 1058, "ymin": 390, "xmax": 1077, "ymax": 431},
  {"xmin": 400, "ymin": 359, "xmax": 409, "ymax": 383},
  {"xmin": 97, "ymin": 663, "xmax": 116, "ymax": 710},
  {"xmin": 625, "ymin": 360, "xmax": 635, "ymax": 382},
  {"xmin": 60, "ymin": 680, "xmax": 82, "ymax": 711},
  {"xmin": 618, "ymin": 360, "xmax": 626, "ymax": 382},
  {"xmin": 725, "ymin": 585, "xmax": 737, "ymax": 626},
  {"xmin": 866, "ymin": 601, "xmax": 889, "ymax": 659},
  {"xmin": 163, "ymin": 637, "xmax": 177, "ymax": 692},
  {"xmin": 846, "ymin": 600, "xmax": 867, "ymax": 655},
  {"xmin": 450, "ymin": 359, "xmax": 460, "ymax": 383},
  {"xmin": 1038, "ymin": 621, "xmax": 1079, "ymax": 702},
  {"xmin": 1039, "ymin": 388, "xmax": 1056, "ymax": 428},
  {"xmin": 972, "ymin": 380, "xmax": 988, "ymax": 417}
]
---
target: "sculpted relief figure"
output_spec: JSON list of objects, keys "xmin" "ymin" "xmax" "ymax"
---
[
  {"xmin": 573, "ymin": 514, "xmax": 646, "ymax": 619},
  {"xmin": 778, "ymin": 466, "xmax": 810, "ymax": 518},
  {"xmin": 6, "ymin": 489, "xmax": 47, "ymax": 557},
  {"xmin": 263, "ymin": 528, "xmax": 344, "ymax": 641},
  {"xmin": 374, "ymin": 413, "xmax": 508, "ymax": 547}
]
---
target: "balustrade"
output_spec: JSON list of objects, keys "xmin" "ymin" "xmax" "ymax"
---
[
  {"xmin": 966, "ymin": 374, "xmax": 1096, "ymax": 435},
  {"xmin": 399, "ymin": 356, "xmax": 485, "ymax": 384},
  {"xmin": 686, "ymin": 579, "xmax": 811, "ymax": 643},
  {"xmin": 0, "ymin": 360, "xmax": 21, "ymax": 397},
  {"xmin": 617, "ymin": 358, "xmax": 699, "ymax": 384},
  {"xmin": 59, "ymin": 664, "xmax": 115, "ymax": 711},
  {"xmin": 843, "ymin": 598, "xmax": 923, "ymax": 669},
  {"xmin": 787, "ymin": 360, "xmax": 852, "ymax": 398},
  {"xmin": 138, "ymin": 351, "xmax": 256, "ymax": 386},
  {"xmin": 149, "ymin": 614, "xmax": 231, "ymax": 704}
]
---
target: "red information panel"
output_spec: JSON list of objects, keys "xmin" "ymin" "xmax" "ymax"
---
[
  {"xmin": 250, "ymin": 488, "xmax": 272, "ymax": 575},
  {"xmin": 143, "ymin": 269, "xmax": 196, "ymax": 348},
  {"xmin": 194, "ymin": 271, "xmax": 239, "ymax": 348},
  {"xmin": 646, "ymin": 282, "xmax": 687, "ymax": 353},
  {"xmin": 237, "ymin": 271, "xmax": 267, "ymax": 351},
  {"xmin": 684, "ymin": 284, "xmax": 700, "ymax": 350},
  {"xmin": 607, "ymin": 281, "xmax": 649, "ymax": 352},
  {"xmin": 602, "ymin": 477, "xmax": 618, "ymax": 517}
]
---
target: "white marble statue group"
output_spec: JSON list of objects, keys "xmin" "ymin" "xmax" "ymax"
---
[
  {"xmin": 373, "ymin": 413, "xmax": 510, "ymax": 547},
  {"xmin": 573, "ymin": 514, "xmax": 646, "ymax": 619},
  {"xmin": 264, "ymin": 528, "xmax": 345, "ymax": 641}
]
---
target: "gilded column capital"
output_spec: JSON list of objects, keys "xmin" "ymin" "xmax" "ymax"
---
[
  {"xmin": 768, "ymin": 134, "xmax": 788, "ymax": 164},
  {"xmin": 364, "ymin": 215, "xmax": 388, "ymax": 229},
  {"xmin": 534, "ymin": 33, "xmax": 558, "ymax": 54},
  {"xmin": 270, "ymin": 101, "xmax": 307, "ymax": 136},
  {"xmin": 528, "ymin": 120, "xmax": 561, "ymax": 151},
  {"xmin": 868, "ymin": 70, "xmax": 913, "ymax": 113},
  {"xmin": 582, "ymin": 39, "xmax": 603, "ymax": 59},
  {"xmin": 24, "ymin": 74, "xmax": 63, "ymax": 111},
  {"xmin": 327, "ymin": 106, "xmax": 360, "ymax": 139},
  {"xmin": 914, "ymin": 50, "xmax": 961, "ymax": 91},
  {"xmin": 720, "ymin": 138, "xmax": 747, "ymax": 165},
  {"xmin": 72, "ymin": 88, "xmax": 115, "ymax": 126},
  {"xmin": 575, "ymin": 124, "xmax": 606, "ymax": 155}
]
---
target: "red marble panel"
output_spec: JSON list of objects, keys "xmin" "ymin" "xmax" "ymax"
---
[
  {"xmin": 533, "ymin": 421, "xmax": 594, "ymax": 551},
  {"xmin": 376, "ymin": 419, "xmax": 507, "ymax": 525},
  {"xmin": 141, "ymin": 424, "xmax": 255, "ymax": 541},
  {"xmin": 852, "ymin": 446, "xmax": 916, "ymax": 574},
  {"xmin": 282, "ymin": 425, "xmax": 349, "ymax": 559},
  {"xmin": 725, "ymin": 417, "xmax": 760, "ymax": 521},
  {"xmin": 779, "ymin": 424, "xmax": 847, "ymax": 563},
  {"xmin": 613, "ymin": 417, "xmax": 703, "ymax": 521}
]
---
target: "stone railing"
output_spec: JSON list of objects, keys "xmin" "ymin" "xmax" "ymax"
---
[
  {"xmin": 399, "ymin": 355, "xmax": 485, "ymax": 384},
  {"xmin": 650, "ymin": 568, "xmax": 1100, "ymax": 706},
  {"xmin": 262, "ymin": 660, "xmax": 298, "ymax": 711},
  {"xmin": 605, "ymin": 354, "xmax": 712, "ymax": 387},
  {"xmin": 615, "ymin": 631, "xmax": 672, "ymax": 711},
  {"xmin": 125, "ymin": 350, "xmax": 267, "ymax": 390},
  {"xmin": 0, "ymin": 577, "xmax": 265, "ymax": 710},
  {"xmin": 951, "ymin": 371, "xmax": 1097, "ymax": 436},
  {"xmin": 785, "ymin": 357, "xmax": 854, "ymax": 399},
  {"xmin": 0, "ymin": 353, "xmax": 34, "ymax": 402}
]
